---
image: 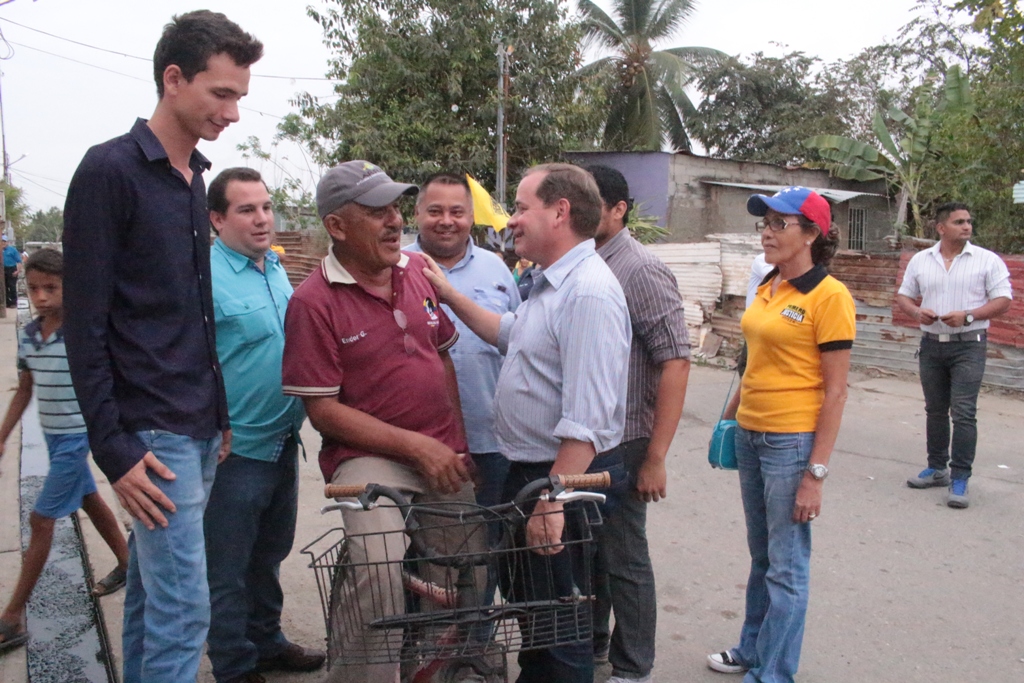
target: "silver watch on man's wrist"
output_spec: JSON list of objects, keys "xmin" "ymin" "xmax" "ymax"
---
[{"xmin": 806, "ymin": 463, "xmax": 829, "ymax": 480}]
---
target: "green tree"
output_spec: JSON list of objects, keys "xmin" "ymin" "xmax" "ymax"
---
[
  {"xmin": 577, "ymin": 0, "xmax": 725, "ymax": 151},
  {"xmin": 2, "ymin": 182, "xmax": 28, "ymax": 245},
  {"xmin": 917, "ymin": 0, "xmax": 1024, "ymax": 251},
  {"xmin": 237, "ymin": 131, "xmax": 320, "ymax": 231},
  {"xmin": 804, "ymin": 66, "xmax": 972, "ymax": 237},
  {"xmin": 291, "ymin": 0, "xmax": 602, "ymax": 189},
  {"xmin": 19, "ymin": 207, "xmax": 64, "ymax": 245},
  {"xmin": 690, "ymin": 51, "xmax": 850, "ymax": 165}
]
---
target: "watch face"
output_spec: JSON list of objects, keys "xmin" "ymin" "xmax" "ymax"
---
[
  {"xmin": 966, "ymin": 314, "xmax": 974, "ymax": 324},
  {"xmin": 809, "ymin": 464, "xmax": 828, "ymax": 479}
]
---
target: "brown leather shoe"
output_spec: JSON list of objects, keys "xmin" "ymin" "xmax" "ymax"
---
[
  {"xmin": 255, "ymin": 642, "xmax": 326, "ymax": 673},
  {"xmin": 223, "ymin": 673, "xmax": 266, "ymax": 683}
]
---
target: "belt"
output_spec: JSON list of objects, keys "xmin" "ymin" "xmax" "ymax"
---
[{"xmin": 922, "ymin": 330, "xmax": 986, "ymax": 343}]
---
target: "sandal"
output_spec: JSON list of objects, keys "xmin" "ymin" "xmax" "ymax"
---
[
  {"xmin": 92, "ymin": 566, "xmax": 127, "ymax": 597},
  {"xmin": 0, "ymin": 619, "xmax": 29, "ymax": 655}
]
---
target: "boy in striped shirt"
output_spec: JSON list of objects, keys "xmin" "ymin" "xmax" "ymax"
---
[{"xmin": 0, "ymin": 249, "xmax": 129, "ymax": 655}]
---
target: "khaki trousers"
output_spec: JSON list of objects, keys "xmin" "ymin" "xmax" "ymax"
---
[{"xmin": 323, "ymin": 456, "xmax": 486, "ymax": 683}]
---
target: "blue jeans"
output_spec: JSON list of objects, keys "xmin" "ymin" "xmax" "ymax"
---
[
  {"xmin": 122, "ymin": 430, "xmax": 221, "ymax": 683},
  {"xmin": 919, "ymin": 337, "xmax": 987, "ymax": 480},
  {"xmin": 500, "ymin": 449, "xmax": 627, "ymax": 683},
  {"xmin": 593, "ymin": 438, "xmax": 657, "ymax": 679},
  {"xmin": 733, "ymin": 428, "xmax": 814, "ymax": 683},
  {"xmin": 205, "ymin": 437, "xmax": 298, "ymax": 681}
]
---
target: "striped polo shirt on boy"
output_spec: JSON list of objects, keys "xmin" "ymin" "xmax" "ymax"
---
[
  {"xmin": 18, "ymin": 319, "xmax": 86, "ymax": 434},
  {"xmin": 738, "ymin": 264, "xmax": 856, "ymax": 434}
]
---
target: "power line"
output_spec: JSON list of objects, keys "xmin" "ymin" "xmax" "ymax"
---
[
  {"xmin": 11, "ymin": 40, "xmax": 287, "ymax": 120},
  {"xmin": 11, "ymin": 170, "xmax": 66, "ymax": 199},
  {"xmin": 11, "ymin": 168, "xmax": 69, "ymax": 185},
  {"xmin": 0, "ymin": 16, "xmax": 339, "ymax": 81},
  {"xmin": 10, "ymin": 41, "xmax": 150, "ymax": 82}
]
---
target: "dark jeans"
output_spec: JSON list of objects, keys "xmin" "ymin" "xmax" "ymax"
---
[
  {"xmin": 500, "ymin": 450, "xmax": 627, "ymax": 683},
  {"xmin": 205, "ymin": 438, "xmax": 298, "ymax": 682},
  {"xmin": 4, "ymin": 266, "xmax": 16, "ymax": 307},
  {"xmin": 919, "ymin": 337, "xmax": 987, "ymax": 480},
  {"xmin": 593, "ymin": 438, "xmax": 656, "ymax": 679}
]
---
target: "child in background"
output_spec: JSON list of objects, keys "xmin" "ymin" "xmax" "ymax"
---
[{"xmin": 0, "ymin": 248, "xmax": 129, "ymax": 655}]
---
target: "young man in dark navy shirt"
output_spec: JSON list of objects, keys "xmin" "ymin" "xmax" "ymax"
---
[{"xmin": 62, "ymin": 11, "xmax": 263, "ymax": 683}]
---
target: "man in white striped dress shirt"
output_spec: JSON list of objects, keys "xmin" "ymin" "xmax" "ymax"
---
[
  {"xmin": 423, "ymin": 163, "xmax": 631, "ymax": 683},
  {"xmin": 896, "ymin": 202, "xmax": 1012, "ymax": 508}
]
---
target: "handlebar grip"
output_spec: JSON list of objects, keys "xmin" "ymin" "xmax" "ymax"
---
[
  {"xmin": 324, "ymin": 484, "xmax": 367, "ymax": 499},
  {"xmin": 555, "ymin": 471, "xmax": 611, "ymax": 490}
]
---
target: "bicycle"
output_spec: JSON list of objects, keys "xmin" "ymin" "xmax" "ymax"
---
[{"xmin": 302, "ymin": 472, "xmax": 611, "ymax": 682}]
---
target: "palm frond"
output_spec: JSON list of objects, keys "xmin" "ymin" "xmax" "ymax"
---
[
  {"xmin": 578, "ymin": 0, "xmax": 628, "ymax": 50},
  {"xmin": 647, "ymin": 0, "xmax": 699, "ymax": 42}
]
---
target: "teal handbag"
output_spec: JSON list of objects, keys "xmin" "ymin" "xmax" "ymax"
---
[{"xmin": 708, "ymin": 374, "xmax": 739, "ymax": 470}]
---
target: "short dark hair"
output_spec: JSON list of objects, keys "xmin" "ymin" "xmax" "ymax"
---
[
  {"xmin": 418, "ymin": 173, "xmax": 471, "ymax": 202},
  {"xmin": 526, "ymin": 163, "xmax": 602, "ymax": 238},
  {"xmin": 796, "ymin": 215, "xmax": 840, "ymax": 268},
  {"xmin": 153, "ymin": 10, "xmax": 264, "ymax": 98},
  {"xmin": 586, "ymin": 165, "xmax": 632, "ymax": 214},
  {"xmin": 934, "ymin": 202, "xmax": 970, "ymax": 225},
  {"xmin": 25, "ymin": 248, "xmax": 62, "ymax": 277},
  {"xmin": 208, "ymin": 167, "xmax": 267, "ymax": 215}
]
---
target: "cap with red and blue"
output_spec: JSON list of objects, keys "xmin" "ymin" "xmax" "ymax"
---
[{"xmin": 747, "ymin": 186, "xmax": 831, "ymax": 235}]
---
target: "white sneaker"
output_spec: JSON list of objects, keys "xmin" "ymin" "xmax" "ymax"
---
[
  {"xmin": 607, "ymin": 675, "xmax": 652, "ymax": 683},
  {"xmin": 707, "ymin": 651, "xmax": 747, "ymax": 674}
]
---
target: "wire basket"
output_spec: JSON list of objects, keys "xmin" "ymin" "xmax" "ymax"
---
[{"xmin": 302, "ymin": 500, "xmax": 602, "ymax": 669}]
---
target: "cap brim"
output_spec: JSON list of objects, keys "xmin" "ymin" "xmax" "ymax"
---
[{"xmin": 356, "ymin": 182, "xmax": 418, "ymax": 207}]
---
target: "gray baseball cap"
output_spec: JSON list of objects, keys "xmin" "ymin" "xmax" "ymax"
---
[{"xmin": 316, "ymin": 160, "xmax": 418, "ymax": 218}]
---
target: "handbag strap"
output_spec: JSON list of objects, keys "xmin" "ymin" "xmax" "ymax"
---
[{"xmin": 719, "ymin": 371, "xmax": 738, "ymax": 421}]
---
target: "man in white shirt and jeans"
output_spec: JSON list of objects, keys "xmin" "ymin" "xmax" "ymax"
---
[{"xmin": 896, "ymin": 202, "xmax": 1012, "ymax": 508}]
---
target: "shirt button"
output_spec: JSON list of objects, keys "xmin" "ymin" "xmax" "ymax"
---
[{"xmin": 204, "ymin": 316, "xmax": 209, "ymax": 322}]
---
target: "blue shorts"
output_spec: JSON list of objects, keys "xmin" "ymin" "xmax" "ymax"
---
[{"xmin": 34, "ymin": 432, "xmax": 98, "ymax": 519}]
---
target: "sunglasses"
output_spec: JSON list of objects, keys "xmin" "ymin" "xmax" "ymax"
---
[{"xmin": 393, "ymin": 310, "xmax": 416, "ymax": 355}]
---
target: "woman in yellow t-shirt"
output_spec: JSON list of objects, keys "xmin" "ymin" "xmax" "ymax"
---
[{"xmin": 708, "ymin": 187, "xmax": 855, "ymax": 682}]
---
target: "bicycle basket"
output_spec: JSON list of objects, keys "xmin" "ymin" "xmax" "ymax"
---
[{"xmin": 301, "ymin": 499, "xmax": 603, "ymax": 670}]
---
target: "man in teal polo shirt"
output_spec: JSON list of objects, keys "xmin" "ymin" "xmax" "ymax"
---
[{"xmin": 204, "ymin": 168, "xmax": 324, "ymax": 683}]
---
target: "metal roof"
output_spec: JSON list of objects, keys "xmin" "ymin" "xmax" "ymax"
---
[{"xmin": 701, "ymin": 181, "xmax": 886, "ymax": 203}]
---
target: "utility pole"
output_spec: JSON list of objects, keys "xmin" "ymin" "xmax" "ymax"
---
[
  {"xmin": 495, "ymin": 42, "xmax": 506, "ymax": 208},
  {"xmin": 0, "ymin": 64, "xmax": 8, "ymax": 319}
]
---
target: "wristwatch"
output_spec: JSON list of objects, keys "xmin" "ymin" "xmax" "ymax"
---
[
  {"xmin": 965, "ymin": 312, "xmax": 975, "ymax": 325},
  {"xmin": 806, "ymin": 463, "xmax": 829, "ymax": 480}
]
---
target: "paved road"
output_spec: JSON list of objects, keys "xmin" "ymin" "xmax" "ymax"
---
[{"xmin": 72, "ymin": 363, "xmax": 1024, "ymax": 683}]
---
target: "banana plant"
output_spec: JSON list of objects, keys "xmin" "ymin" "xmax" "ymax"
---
[{"xmin": 804, "ymin": 65, "xmax": 972, "ymax": 236}]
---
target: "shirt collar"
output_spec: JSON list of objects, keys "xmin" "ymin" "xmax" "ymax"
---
[
  {"xmin": 322, "ymin": 247, "xmax": 409, "ymax": 285},
  {"xmin": 130, "ymin": 117, "xmax": 212, "ymax": 171},
  {"xmin": 595, "ymin": 226, "xmax": 631, "ymax": 257},
  {"xmin": 929, "ymin": 240, "xmax": 976, "ymax": 258},
  {"xmin": 406, "ymin": 236, "xmax": 475, "ymax": 272},
  {"xmin": 786, "ymin": 263, "xmax": 828, "ymax": 294},
  {"xmin": 538, "ymin": 239, "xmax": 596, "ymax": 290},
  {"xmin": 24, "ymin": 317, "xmax": 63, "ymax": 349},
  {"xmin": 214, "ymin": 238, "xmax": 278, "ymax": 274}
]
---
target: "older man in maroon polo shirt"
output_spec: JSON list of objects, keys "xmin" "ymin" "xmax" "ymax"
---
[{"xmin": 282, "ymin": 161, "xmax": 484, "ymax": 683}]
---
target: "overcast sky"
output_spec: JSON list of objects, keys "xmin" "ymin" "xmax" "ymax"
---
[{"xmin": 0, "ymin": 0, "xmax": 925, "ymax": 212}]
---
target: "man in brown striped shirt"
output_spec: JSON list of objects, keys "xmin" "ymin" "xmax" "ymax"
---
[{"xmin": 588, "ymin": 165, "xmax": 691, "ymax": 683}]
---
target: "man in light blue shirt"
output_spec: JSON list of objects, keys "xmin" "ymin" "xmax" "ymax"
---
[
  {"xmin": 423, "ymin": 163, "xmax": 631, "ymax": 683},
  {"xmin": 2, "ymin": 236, "xmax": 21, "ymax": 308},
  {"xmin": 406, "ymin": 172, "xmax": 521, "ymax": 511},
  {"xmin": 205, "ymin": 168, "xmax": 323, "ymax": 683}
]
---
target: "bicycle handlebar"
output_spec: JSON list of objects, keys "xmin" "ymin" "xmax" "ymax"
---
[
  {"xmin": 323, "ymin": 470, "xmax": 612, "ymax": 507},
  {"xmin": 324, "ymin": 484, "xmax": 369, "ymax": 499}
]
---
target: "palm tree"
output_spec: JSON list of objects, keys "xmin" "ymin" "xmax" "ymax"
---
[{"xmin": 578, "ymin": 0, "xmax": 725, "ymax": 151}]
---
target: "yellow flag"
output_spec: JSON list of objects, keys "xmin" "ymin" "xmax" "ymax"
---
[{"xmin": 466, "ymin": 174, "xmax": 509, "ymax": 232}]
